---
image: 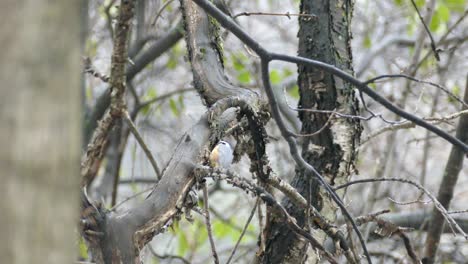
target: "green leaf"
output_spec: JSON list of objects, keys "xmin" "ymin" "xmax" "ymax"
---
[
  {"xmin": 415, "ymin": 0, "xmax": 425, "ymax": 8},
  {"xmin": 282, "ymin": 68, "xmax": 294, "ymax": 77},
  {"xmin": 85, "ymin": 39, "xmax": 98, "ymax": 58},
  {"xmin": 130, "ymin": 182, "xmax": 139, "ymax": 194},
  {"xmin": 177, "ymin": 230, "xmax": 189, "ymax": 255},
  {"xmin": 169, "ymin": 98, "xmax": 179, "ymax": 116},
  {"xmin": 363, "ymin": 34, "xmax": 372, "ymax": 49},
  {"xmin": 143, "ymin": 87, "xmax": 157, "ymax": 101},
  {"xmin": 438, "ymin": 4, "xmax": 451, "ymax": 22},
  {"xmin": 444, "ymin": 0, "xmax": 465, "ymax": 12},
  {"xmin": 178, "ymin": 95, "xmax": 185, "ymax": 110},
  {"xmin": 269, "ymin": 70, "xmax": 281, "ymax": 85},
  {"xmin": 288, "ymin": 84, "xmax": 300, "ymax": 99},
  {"xmin": 195, "ymin": 223, "xmax": 208, "ymax": 245},
  {"xmin": 448, "ymin": 84, "xmax": 460, "ymax": 103},
  {"xmin": 430, "ymin": 4, "xmax": 450, "ymax": 31},
  {"xmin": 141, "ymin": 87, "xmax": 157, "ymax": 115},
  {"xmin": 394, "ymin": 0, "xmax": 403, "ymax": 6},
  {"xmin": 166, "ymin": 57, "xmax": 178, "ymax": 69},
  {"xmin": 237, "ymin": 71, "xmax": 251, "ymax": 84},
  {"xmin": 231, "ymin": 53, "xmax": 248, "ymax": 71},
  {"xmin": 85, "ymin": 86, "xmax": 93, "ymax": 101},
  {"xmin": 78, "ymin": 237, "xmax": 88, "ymax": 259},
  {"xmin": 213, "ymin": 220, "xmax": 227, "ymax": 238}
]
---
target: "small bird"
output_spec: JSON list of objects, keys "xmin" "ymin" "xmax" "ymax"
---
[{"xmin": 209, "ymin": 141, "xmax": 234, "ymax": 168}]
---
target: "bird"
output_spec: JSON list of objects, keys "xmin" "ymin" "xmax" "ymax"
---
[{"xmin": 209, "ymin": 141, "xmax": 234, "ymax": 168}]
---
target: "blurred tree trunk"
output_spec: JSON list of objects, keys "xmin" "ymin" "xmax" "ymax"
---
[
  {"xmin": 0, "ymin": 1, "xmax": 81, "ymax": 263},
  {"xmin": 262, "ymin": 0, "xmax": 360, "ymax": 263}
]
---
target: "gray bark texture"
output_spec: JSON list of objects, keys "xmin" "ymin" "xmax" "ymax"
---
[
  {"xmin": 0, "ymin": 0, "xmax": 81, "ymax": 263},
  {"xmin": 262, "ymin": 0, "xmax": 360, "ymax": 263}
]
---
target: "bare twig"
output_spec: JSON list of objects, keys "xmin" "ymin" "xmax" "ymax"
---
[
  {"xmin": 137, "ymin": 87, "xmax": 194, "ymax": 111},
  {"xmin": 209, "ymin": 207, "xmax": 257, "ymax": 238},
  {"xmin": 410, "ymin": 0, "xmax": 440, "ymax": 61},
  {"xmin": 83, "ymin": 57, "xmax": 110, "ymax": 82},
  {"xmin": 448, "ymin": 209, "xmax": 468, "ymax": 215},
  {"xmin": 110, "ymin": 186, "xmax": 153, "ymax": 211},
  {"xmin": 151, "ymin": 0, "xmax": 176, "ymax": 26},
  {"xmin": 388, "ymin": 193, "xmax": 431, "ymax": 206},
  {"xmin": 148, "ymin": 245, "xmax": 190, "ymax": 264},
  {"xmin": 399, "ymin": 232, "xmax": 420, "ymax": 264},
  {"xmin": 413, "ymin": 9, "xmax": 467, "ymax": 76},
  {"xmin": 198, "ymin": 166, "xmax": 339, "ymax": 263},
  {"xmin": 361, "ymin": 110, "xmax": 468, "ymax": 145},
  {"xmin": 202, "ymin": 183, "xmax": 219, "ymax": 264},
  {"xmin": 226, "ymin": 199, "xmax": 258, "ymax": 264},
  {"xmin": 334, "ymin": 177, "xmax": 467, "ymax": 238},
  {"xmin": 355, "ymin": 210, "xmax": 420, "ymax": 263},
  {"xmin": 365, "ymin": 74, "xmax": 468, "ymax": 108},
  {"xmin": 123, "ymin": 110, "xmax": 161, "ymax": 179},
  {"xmin": 233, "ymin": 11, "xmax": 317, "ymax": 20},
  {"xmin": 290, "ymin": 113, "xmax": 334, "ymax": 137}
]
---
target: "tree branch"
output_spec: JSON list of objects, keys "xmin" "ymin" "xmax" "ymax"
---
[
  {"xmin": 81, "ymin": 0, "xmax": 135, "ymax": 187},
  {"xmin": 423, "ymin": 75, "xmax": 468, "ymax": 264},
  {"xmin": 123, "ymin": 110, "xmax": 161, "ymax": 179}
]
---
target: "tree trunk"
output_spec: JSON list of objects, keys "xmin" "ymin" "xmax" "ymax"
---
[
  {"xmin": 262, "ymin": 0, "xmax": 360, "ymax": 263},
  {"xmin": 0, "ymin": 0, "xmax": 81, "ymax": 263}
]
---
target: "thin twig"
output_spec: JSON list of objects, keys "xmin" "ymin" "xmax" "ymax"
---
[
  {"xmin": 123, "ymin": 110, "xmax": 161, "ymax": 179},
  {"xmin": 290, "ymin": 113, "xmax": 334, "ymax": 137},
  {"xmin": 257, "ymin": 199, "xmax": 265, "ymax": 254},
  {"xmin": 83, "ymin": 57, "xmax": 110, "ymax": 83},
  {"xmin": 137, "ymin": 87, "xmax": 194, "ymax": 111},
  {"xmin": 409, "ymin": 0, "xmax": 440, "ymax": 61},
  {"xmin": 233, "ymin": 11, "xmax": 317, "ymax": 20},
  {"xmin": 151, "ymin": 0, "xmax": 176, "ymax": 26},
  {"xmin": 110, "ymin": 186, "xmax": 153, "ymax": 211},
  {"xmin": 399, "ymin": 232, "xmax": 420, "ymax": 264},
  {"xmin": 197, "ymin": 166, "xmax": 343, "ymax": 263},
  {"xmin": 119, "ymin": 178, "xmax": 157, "ymax": 184},
  {"xmin": 209, "ymin": 207, "xmax": 257, "ymax": 238},
  {"xmin": 226, "ymin": 199, "xmax": 258, "ymax": 264},
  {"xmin": 148, "ymin": 245, "xmax": 191, "ymax": 264},
  {"xmin": 334, "ymin": 177, "xmax": 467, "ymax": 238},
  {"xmin": 365, "ymin": 74, "xmax": 468, "ymax": 108},
  {"xmin": 361, "ymin": 110, "xmax": 468, "ymax": 145},
  {"xmin": 448, "ymin": 209, "xmax": 468, "ymax": 215},
  {"xmin": 412, "ymin": 9, "xmax": 468, "ymax": 76},
  {"xmin": 203, "ymin": 183, "xmax": 219, "ymax": 264}
]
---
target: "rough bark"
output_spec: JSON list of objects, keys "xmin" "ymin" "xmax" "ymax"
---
[
  {"xmin": 262, "ymin": 1, "xmax": 360, "ymax": 263},
  {"xmin": 0, "ymin": 0, "xmax": 81, "ymax": 263}
]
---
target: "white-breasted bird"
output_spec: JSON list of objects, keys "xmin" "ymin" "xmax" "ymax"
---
[{"xmin": 209, "ymin": 141, "xmax": 234, "ymax": 168}]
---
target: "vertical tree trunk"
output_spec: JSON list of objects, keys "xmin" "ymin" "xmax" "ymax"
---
[
  {"xmin": 0, "ymin": 1, "xmax": 81, "ymax": 263},
  {"xmin": 262, "ymin": 1, "xmax": 360, "ymax": 263}
]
